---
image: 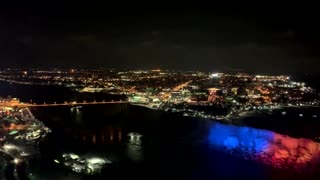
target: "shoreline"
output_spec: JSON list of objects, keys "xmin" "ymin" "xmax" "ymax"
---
[{"xmin": 0, "ymin": 107, "xmax": 50, "ymax": 180}]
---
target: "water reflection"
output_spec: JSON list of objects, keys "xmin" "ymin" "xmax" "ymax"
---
[
  {"xmin": 63, "ymin": 129, "xmax": 144, "ymax": 162},
  {"xmin": 64, "ymin": 127, "xmax": 123, "ymax": 145},
  {"xmin": 62, "ymin": 128, "xmax": 144, "ymax": 162},
  {"xmin": 208, "ymin": 123, "xmax": 320, "ymax": 172}
]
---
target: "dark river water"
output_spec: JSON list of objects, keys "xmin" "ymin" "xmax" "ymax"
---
[{"xmin": 1, "ymin": 82, "xmax": 320, "ymax": 179}]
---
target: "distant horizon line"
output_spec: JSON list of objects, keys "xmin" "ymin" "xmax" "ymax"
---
[{"xmin": 0, "ymin": 67, "xmax": 318, "ymax": 76}]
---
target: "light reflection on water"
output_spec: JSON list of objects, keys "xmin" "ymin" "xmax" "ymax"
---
[
  {"xmin": 35, "ymin": 104, "xmax": 320, "ymax": 178},
  {"xmin": 208, "ymin": 123, "xmax": 320, "ymax": 172},
  {"xmin": 68, "ymin": 127, "xmax": 123, "ymax": 145},
  {"xmin": 62, "ymin": 128, "xmax": 144, "ymax": 162}
]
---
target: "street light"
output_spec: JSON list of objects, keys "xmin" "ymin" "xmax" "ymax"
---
[{"xmin": 13, "ymin": 158, "xmax": 20, "ymax": 164}]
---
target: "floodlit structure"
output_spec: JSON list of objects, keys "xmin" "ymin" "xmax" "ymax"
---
[
  {"xmin": 59, "ymin": 153, "xmax": 112, "ymax": 175},
  {"xmin": 69, "ymin": 153, "xmax": 80, "ymax": 159},
  {"xmin": 128, "ymin": 132, "xmax": 143, "ymax": 142},
  {"xmin": 3, "ymin": 143, "xmax": 18, "ymax": 151},
  {"xmin": 87, "ymin": 157, "xmax": 111, "ymax": 174}
]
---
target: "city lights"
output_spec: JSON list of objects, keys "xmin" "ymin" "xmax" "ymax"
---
[{"xmin": 210, "ymin": 73, "xmax": 220, "ymax": 78}]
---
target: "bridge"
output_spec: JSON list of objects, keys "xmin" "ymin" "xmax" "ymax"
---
[{"xmin": 0, "ymin": 100, "xmax": 129, "ymax": 108}]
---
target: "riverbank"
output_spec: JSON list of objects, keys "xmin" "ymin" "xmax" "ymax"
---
[{"xmin": 0, "ymin": 107, "xmax": 50, "ymax": 180}]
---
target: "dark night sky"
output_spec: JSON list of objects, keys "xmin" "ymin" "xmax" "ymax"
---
[{"xmin": 0, "ymin": 5, "xmax": 319, "ymax": 73}]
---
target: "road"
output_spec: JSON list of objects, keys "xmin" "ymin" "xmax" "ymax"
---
[{"xmin": 172, "ymin": 80, "xmax": 192, "ymax": 91}]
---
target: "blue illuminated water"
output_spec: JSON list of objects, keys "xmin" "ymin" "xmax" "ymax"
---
[{"xmin": 208, "ymin": 123, "xmax": 274, "ymax": 152}]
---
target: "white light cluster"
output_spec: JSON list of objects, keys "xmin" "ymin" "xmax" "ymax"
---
[{"xmin": 210, "ymin": 73, "xmax": 220, "ymax": 78}]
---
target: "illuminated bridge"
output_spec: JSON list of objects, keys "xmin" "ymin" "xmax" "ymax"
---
[{"xmin": 0, "ymin": 100, "xmax": 129, "ymax": 108}]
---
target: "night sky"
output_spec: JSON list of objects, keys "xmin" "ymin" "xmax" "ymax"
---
[{"xmin": 0, "ymin": 6, "xmax": 319, "ymax": 73}]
